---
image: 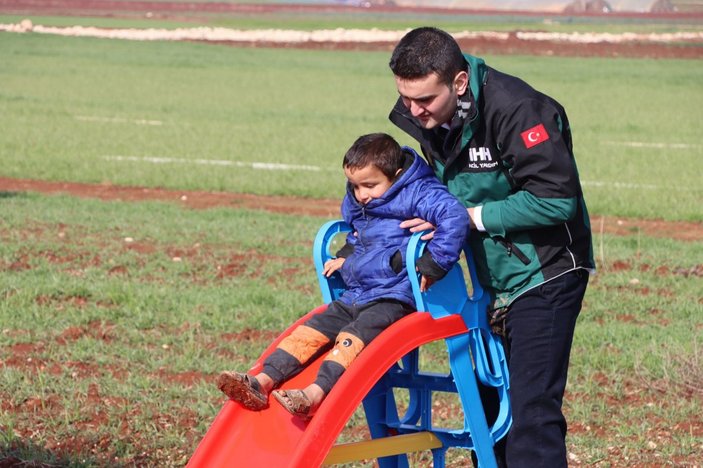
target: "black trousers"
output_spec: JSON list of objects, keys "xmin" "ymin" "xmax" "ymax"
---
[
  {"xmin": 263, "ymin": 299, "xmax": 412, "ymax": 394},
  {"xmin": 482, "ymin": 269, "xmax": 589, "ymax": 468}
]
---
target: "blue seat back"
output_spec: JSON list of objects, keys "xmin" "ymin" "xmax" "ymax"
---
[
  {"xmin": 313, "ymin": 220, "xmax": 512, "ymax": 466},
  {"xmin": 313, "ymin": 220, "xmax": 351, "ymax": 304}
]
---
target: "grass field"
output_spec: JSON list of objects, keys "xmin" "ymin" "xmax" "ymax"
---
[
  {"xmin": 1, "ymin": 32, "xmax": 702, "ymax": 220},
  {"xmin": 1, "ymin": 10, "xmax": 702, "ymax": 467}
]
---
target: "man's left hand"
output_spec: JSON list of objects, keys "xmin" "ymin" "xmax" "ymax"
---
[{"xmin": 400, "ymin": 217, "xmax": 435, "ymax": 240}]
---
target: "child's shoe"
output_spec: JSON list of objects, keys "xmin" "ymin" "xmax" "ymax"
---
[{"xmin": 216, "ymin": 371, "xmax": 268, "ymax": 410}]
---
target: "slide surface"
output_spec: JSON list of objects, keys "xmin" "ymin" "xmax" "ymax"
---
[{"xmin": 187, "ymin": 307, "xmax": 469, "ymax": 467}]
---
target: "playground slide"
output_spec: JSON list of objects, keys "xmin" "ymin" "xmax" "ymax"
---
[{"xmin": 187, "ymin": 306, "xmax": 470, "ymax": 467}]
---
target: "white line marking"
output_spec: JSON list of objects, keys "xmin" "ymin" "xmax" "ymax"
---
[
  {"xmin": 105, "ymin": 157, "xmax": 700, "ymax": 190},
  {"xmin": 603, "ymin": 141, "xmax": 699, "ymax": 150},
  {"xmin": 516, "ymin": 31, "xmax": 703, "ymax": 44},
  {"xmin": 581, "ymin": 180, "xmax": 699, "ymax": 192},
  {"xmin": 75, "ymin": 115, "xmax": 163, "ymax": 126},
  {"xmin": 104, "ymin": 155, "xmax": 329, "ymax": 172},
  {"xmin": 3, "ymin": 23, "xmax": 701, "ymax": 45},
  {"xmin": 582, "ymin": 180, "xmax": 659, "ymax": 190}
]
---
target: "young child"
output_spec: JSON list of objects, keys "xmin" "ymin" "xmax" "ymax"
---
[{"xmin": 216, "ymin": 133, "xmax": 470, "ymax": 418}]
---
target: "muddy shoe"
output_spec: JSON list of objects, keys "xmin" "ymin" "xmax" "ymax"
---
[
  {"xmin": 272, "ymin": 389, "xmax": 314, "ymax": 419},
  {"xmin": 216, "ymin": 371, "xmax": 268, "ymax": 410}
]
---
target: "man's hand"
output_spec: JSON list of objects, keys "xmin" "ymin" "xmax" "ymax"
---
[
  {"xmin": 399, "ymin": 218, "xmax": 436, "ymax": 241},
  {"xmin": 323, "ymin": 257, "xmax": 345, "ymax": 277},
  {"xmin": 467, "ymin": 207, "xmax": 477, "ymax": 230}
]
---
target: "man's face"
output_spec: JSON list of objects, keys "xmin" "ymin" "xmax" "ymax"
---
[
  {"xmin": 394, "ymin": 71, "xmax": 468, "ymax": 129},
  {"xmin": 344, "ymin": 164, "xmax": 397, "ymax": 205}
]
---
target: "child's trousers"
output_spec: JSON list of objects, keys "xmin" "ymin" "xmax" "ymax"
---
[{"xmin": 262, "ymin": 300, "xmax": 412, "ymax": 394}]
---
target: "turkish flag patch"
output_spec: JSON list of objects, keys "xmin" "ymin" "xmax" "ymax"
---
[{"xmin": 520, "ymin": 123, "xmax": 549, "ymax": 149}]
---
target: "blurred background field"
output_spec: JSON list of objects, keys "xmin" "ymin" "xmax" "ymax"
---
[
  {"xmin": 1, "ymin": 3, "xmax": 702, "ymax": 467},
  {"xmin": 1, "ymin": 31, "xmax": 701, "ymax": 219}
]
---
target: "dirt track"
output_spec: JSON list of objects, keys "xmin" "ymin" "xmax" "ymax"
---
[
  {"xmin": 2, "ymin": 0, "xmax": 703, "ymax": 58},
  {"xmin": 2, "ymin": 177, "xmax": 702, "ymax": 242}
]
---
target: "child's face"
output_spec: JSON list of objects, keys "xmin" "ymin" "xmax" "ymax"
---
[{"xmin": 344, "ymin": 164, "xmax": 398, "ymax": 205}]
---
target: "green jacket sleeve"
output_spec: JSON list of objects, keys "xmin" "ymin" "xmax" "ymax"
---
[{"xmin": 481, "ymin": 97, "xmax": 581, "ymax": 237}]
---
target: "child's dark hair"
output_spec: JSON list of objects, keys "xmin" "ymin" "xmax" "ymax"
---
[
  {"xmin": 389, "ymin": 27, "xmax": 466, "ymax": 87},
  {"xmin": 343, "ymin": 133, "xmax": 404, "ymax": 180}
]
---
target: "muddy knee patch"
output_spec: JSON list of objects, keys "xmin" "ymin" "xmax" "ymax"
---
[
  {"xmin": 277, "ymin": 325, "xmax": 331, "ymax": 364},
  {"xmin": 325, "ymin": 332, "xmax": 364, "ymax": 369}
]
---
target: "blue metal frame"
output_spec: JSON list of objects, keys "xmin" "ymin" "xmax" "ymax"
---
[{"xmin": 313, "ymin": 221, "xmax": 511, "ymax": 467}]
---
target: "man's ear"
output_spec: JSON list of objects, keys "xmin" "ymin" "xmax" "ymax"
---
[{"xmin": 454, "ymin": 70, "xmax": 469, "ymax": 95}]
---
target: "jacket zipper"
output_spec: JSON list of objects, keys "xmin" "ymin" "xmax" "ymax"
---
[
  {"xmin": 497, "ymin": 238, "xmax": 530, "ymax": 265},
  {"xmin": 350, "ymin": 206, "xmax": 367, "ymax": 305}
]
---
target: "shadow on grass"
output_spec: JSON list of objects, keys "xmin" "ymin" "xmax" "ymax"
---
[
  {"xmin": 0, "ymin": 438, "xmax": 106, "ymax": 468},
  {"xmin": 0, "ymin": 192, "xmax": 27, "ymax": 200}
]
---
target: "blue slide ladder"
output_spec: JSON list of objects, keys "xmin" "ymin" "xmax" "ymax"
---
[{"xmin": 313, "ymin": 220, "xmax": 511, "ymax": 467}]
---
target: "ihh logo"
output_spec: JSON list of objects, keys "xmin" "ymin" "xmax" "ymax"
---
[{"xmin": 469, "ymin": 147, "xmax": 493, "ymax": 162}]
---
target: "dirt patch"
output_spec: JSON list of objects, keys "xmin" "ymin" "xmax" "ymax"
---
[
  {"xmin": 2, "ymin": 176, "xmax": 701, "ymax": 242},
  {"xmin": 1, "ymin": 177, "xmax": 339, "ymax": 218},
  {"xmin": 198, "ymin": 35, "xmax": 703, "ymax": 59}
]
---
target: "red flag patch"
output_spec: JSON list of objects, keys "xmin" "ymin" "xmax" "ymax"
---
[{"xmin": 520, "ymin": 123, "xmax": 549, "ymax": 149}]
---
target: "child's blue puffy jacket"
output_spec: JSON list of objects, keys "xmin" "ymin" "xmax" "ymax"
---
[{"xmin": 338, "ymin": 147, "xmax": 470, "ymax": 307}]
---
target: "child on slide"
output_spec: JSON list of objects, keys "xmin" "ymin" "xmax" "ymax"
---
[{"xmin": 217, "ymin": 133, "xmax": 469, "ymax": 418}]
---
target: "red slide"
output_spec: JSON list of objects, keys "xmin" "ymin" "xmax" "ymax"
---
[{"xmin": 187, "ymin": 305, "xmax": 468, "ymax": 467}]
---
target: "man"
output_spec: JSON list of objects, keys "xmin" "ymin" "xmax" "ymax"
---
[{"xmin": 388, "ymin": 27, "xmax": 595, "ymax": 467}]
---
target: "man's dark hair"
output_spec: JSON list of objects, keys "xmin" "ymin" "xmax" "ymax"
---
[
  {"xmin": 389, "ymin": 27, "xmax": 466, "ymax": 86},
  {"xmin": 343, "ymin": 133, "xmax": 404, "ymax": 180}
]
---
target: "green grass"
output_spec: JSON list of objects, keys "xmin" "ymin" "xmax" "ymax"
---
[
  {"xmin": 0, "ymin": 193, "xmax": 322, "ymax": 464},
  {"xmin": 0, "ymin": 192, "xmax": 700, "ymax": 466},
  {"xmin": 1, "ymin": 10, "xmax": 702, "ymax": 465},
  {"xmin": 1, "ymin": 33, "xmax": 701, "ymax": 220}
]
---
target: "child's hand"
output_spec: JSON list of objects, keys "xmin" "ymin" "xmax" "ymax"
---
[
  {"xmin": 323, "ymin": 257, "xmax": 345, "ymax": 277},
  {"xmin": 420, "ymin": 275, "xmax": 435, "ymax": 292}
]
